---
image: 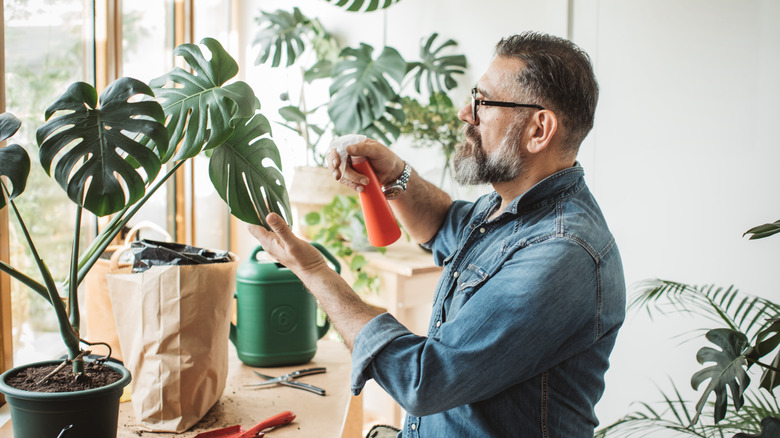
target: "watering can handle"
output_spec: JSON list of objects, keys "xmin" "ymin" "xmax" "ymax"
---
[
  {"xmin": 250, "ymin": 243, "xmax": 341, "ymax": 275},
  {"xmin": 311, "ymin": 242, "xmax": 341, "ymax": 275}
]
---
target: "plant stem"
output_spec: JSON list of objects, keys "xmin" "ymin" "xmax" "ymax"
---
[
  {"xmin": 38, "ymin": 349, "xmax": 90, "ymax": 385},
  {"xmin": 74, "ymin": 159, "xmax": 187, "ymax": 287},
  {"xmin": 68, "ymin": 204, "xmax": 83, "ymax": 334},
  {"xmin": 4, "ymin": 196, "xmax": 81, "ymax": 364},
  {"xmin": 299, "ymin": 66, "xmax": 312, "ymax": 166},
  {"xmin": 0, "ymin": 185, "xmax": 48, "ymax": 299},
  {"xmin": 749, "ymin": 358, "xmax": 780, "ymax": 373},
  {"xmin": 0, "ymin": 259, "xmax": 49, "ymax": 301}
]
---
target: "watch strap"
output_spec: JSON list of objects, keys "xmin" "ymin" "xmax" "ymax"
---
[{"xmin": 382, "ymin": 161, "xmax": 411, "ymax": 199}]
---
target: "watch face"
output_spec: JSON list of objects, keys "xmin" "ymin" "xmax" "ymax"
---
[{"xmin": 383, "ymin": 186, "xmax": 403, "ymax": 200}]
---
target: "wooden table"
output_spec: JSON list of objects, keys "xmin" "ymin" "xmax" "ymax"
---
[{"xmin": 0, "ymin": 340, "xmax": 362, "ymax": 437}]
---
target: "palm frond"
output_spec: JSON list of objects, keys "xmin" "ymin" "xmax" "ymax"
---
[
  {"xmin": 596, "ymin": 381, "xmax": 777, "ymax": 437},
  {"xmin": 632, "ymin": 279, "xmax": 780, "ymax": 339},
  {"xmin": 595, "ymin": 381, "xmax": 710, "ymax": 437},
  {"xmin": 744, "ymin": 220, "xmax": 780, "ymax": 240}
]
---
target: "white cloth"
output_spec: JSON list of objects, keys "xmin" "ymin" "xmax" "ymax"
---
[{"xmin": 330, "ymin": 134, "xmax": 367, "ymax": 161}]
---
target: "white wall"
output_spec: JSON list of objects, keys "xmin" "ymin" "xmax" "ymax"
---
[
  {"xmin": 575, "ymin": 0, "xmax": 780, "ymax": 427},
  {"xmin": 237, "ymin": 0, "xmax": 780, "ymax": 429}
]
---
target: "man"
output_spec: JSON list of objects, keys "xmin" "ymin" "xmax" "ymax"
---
[{"xmin": 249, "ymin": 31, "xmax": 625, "ymax": 437}]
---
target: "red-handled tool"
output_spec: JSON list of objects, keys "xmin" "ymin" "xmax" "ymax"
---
[{"xmin": 193, "ymin": 411, "xmax": 296, "ymax": 438}]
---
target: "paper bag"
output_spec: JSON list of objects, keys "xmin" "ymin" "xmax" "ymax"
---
[
  {"xmin": 107, "ymin": 252, "xmax": 238, "ymax": 432},
  {"xmin": 84, "ymin": 221, "xmax": 172, "ymax": 361}
]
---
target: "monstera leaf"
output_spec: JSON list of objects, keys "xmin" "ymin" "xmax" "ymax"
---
[
  {"xmin": 35, "ymin": 79, "xmax": 168, "ymax": 217},
  {"xmin": 407, "ymin": 33, "xmax": 467, "ymax": 94},
  {"xmin": 208, "ymin": 113, "xmax": 291, "ymax": 228},
  {"xmin": 691, "ymin": 328, "xmax": 751, "ymax": 424},
  {"xmin": 253, "ymin": 7, "xmax": 313, "ymax": 68},
  {"xmin": 0, "ymin": 112, "xmax": 21, "ymax": 144},
  {"xmin": 318, "ymin": 0, "xmax": 403, "ymax": 12},
  {"xmin": 328, "ymin": 43, "xmax": 406, "ymax": 135},
  {"xmin": 0, "ymin": 114, "xmax": 29, "ymax": 210},
  {"xmin": 150, "ymin": 38, "xmax": 257, "ymax": 162},
  {"xmin": 359, "ymin": 102, "xmax": 405, "ymax": 145},
  {"xmin": 746, "ymin": 318, "xmax": 780, "ymax": 392}
]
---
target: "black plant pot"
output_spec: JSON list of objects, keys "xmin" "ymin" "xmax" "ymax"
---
[{"xmin": 0, "ymin": 359, "xmax": 131, "ymax": 438}]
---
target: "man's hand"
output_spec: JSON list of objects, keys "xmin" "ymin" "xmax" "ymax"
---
[
  {"xmin": 248, "ymin": 212, "xmax": 382, "ymax": 351},
  {"xmin": 247, "ymin": 213, "xmax": 330, "ymax": 283},
  {"xmin": 327, "ymin": 138, "xmax": 406, "ymax": 192}
]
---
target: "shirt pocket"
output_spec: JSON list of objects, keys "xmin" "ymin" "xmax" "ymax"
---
[{"xmin": 448, "ymin": 263, "xmax": 489, "ymax": 320}]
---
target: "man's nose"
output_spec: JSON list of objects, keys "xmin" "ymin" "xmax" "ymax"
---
[{"xmin": 458, "ymin": 103, "xmax": 477, "ymax": 125}]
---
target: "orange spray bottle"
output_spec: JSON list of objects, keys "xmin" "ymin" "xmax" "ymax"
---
[{"xmin": 332, "ymin": 135, "xmax": 401, "ymax": 247}]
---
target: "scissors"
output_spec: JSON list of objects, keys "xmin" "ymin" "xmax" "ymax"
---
[{"xmin": 245, "ymin": 367, "xmax": 327, "ymax": 396}]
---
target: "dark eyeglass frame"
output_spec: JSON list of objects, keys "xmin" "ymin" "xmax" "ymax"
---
[{"xmin": 471, "ymin": 87, "xmax": 544, "ymax": 122}]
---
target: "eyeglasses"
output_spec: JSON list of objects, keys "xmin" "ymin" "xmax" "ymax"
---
[{"xmin": 471, "ymin": 87, "xmax": 544, "ymax": 122}]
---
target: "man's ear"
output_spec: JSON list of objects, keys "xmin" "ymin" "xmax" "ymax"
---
[{"xmin": 526, "ymin": 110, "xmax": 558, "ymax": 154}]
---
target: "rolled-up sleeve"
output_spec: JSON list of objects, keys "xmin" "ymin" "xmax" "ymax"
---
[{"xmin": 351, "ymin": 312, "xmax": 413, "ymax": 395}]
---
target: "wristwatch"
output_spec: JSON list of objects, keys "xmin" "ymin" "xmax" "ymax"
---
[{"xmin": 382, "ymin": 161, "xmax": 411, "ymax": 200}]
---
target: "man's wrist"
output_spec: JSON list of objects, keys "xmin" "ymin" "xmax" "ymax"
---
[{"xmin": 382, "ymin": 161, "xmax": 411, "ymax": 200}]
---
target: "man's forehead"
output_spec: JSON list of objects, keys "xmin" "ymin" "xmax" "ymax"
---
[{"xmin": 477, "ymin": 56, "xmax": 526, "ymax": 97}]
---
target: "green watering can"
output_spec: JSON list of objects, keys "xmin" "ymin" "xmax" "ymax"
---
[{"xmin": 230, "ymin": 243, "xmax": 340, "ymax": 367}]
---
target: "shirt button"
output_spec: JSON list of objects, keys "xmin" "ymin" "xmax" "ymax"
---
[
  {"xmin": 479, "ymin": 227, "xmax": 486, "ymax": 233},
  {"xmin": 411, "ymin": 424, "xmax": 417, "ymax": 431},
  {"xmin": 453, "ymin": 271, "xmax": 459, "ymax": 278},
  {"xmin": 436, "ymin": 320, "xmax": 441, "ymax": 327}
]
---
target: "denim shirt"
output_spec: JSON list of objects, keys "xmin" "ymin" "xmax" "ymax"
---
[{"xmin": 351, "ymin": 164, "xmax": 626, "ymax": 437}]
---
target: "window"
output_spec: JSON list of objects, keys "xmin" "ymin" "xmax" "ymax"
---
[
  {"xmin": 3, "ymin": 0, "xmax": 94, "ymax": 365},
  {"xmin": 1, "ymin": 0, "xmax": 236, "ymax": 372}
]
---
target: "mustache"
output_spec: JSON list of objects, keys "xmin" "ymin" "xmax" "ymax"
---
[{"xmin": 464, "ymin": 124, "xmax": 480, "ymax": 143}]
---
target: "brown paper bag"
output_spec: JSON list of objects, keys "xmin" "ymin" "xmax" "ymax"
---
[
  {"xmin": 84, "ymin": 221, "xmax": 172, "ymax": 361},
  {"xmin": 107, "ymin": 254, "xmax": 238, "ymax": 432}
]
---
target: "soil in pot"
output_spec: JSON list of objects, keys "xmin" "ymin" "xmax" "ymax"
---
[
  {"xmin": 1, "ymin": 359, "xmax": 130, "ymax": 438},
  {"xmin": 4, "ymin": 361, "xmax": 122, "ymax": 392}
]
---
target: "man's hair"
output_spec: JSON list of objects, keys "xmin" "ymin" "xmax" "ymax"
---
[{"xmin": 495, "ymin": 32, "xmax": 599, "ymax": 154}]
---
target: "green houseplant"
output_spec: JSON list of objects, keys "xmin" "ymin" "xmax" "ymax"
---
[
  {"xmin": 303, "ymin": 194, "xmax": 385, "ymax": 295},
  {"xmin": 0, "ymin": 38, "xmax": 289, "ymax": 437},
  {"xmin": 596, "ymin": 221, "xmax": 780, "ymax": 437},
  {"xmin": 399, "ymin": 92, "xmax": 462, "ymax": 186},
  {"xmin": 253, "ymin": 6, "xmax": 467, "ymax": 164}
]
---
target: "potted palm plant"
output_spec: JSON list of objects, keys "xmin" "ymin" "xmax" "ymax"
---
[
  {"xmin": 596, "ymin": 220, "xmax": 780, "ymax": 437},
  {"xmin": 0, "ymin": 37, "xmax": 290, "ymax": 438}
]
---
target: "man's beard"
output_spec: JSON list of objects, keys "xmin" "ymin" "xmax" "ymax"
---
[{"xmin": 452, "ymin": 121, "xmax": 528, "ymax": 185}]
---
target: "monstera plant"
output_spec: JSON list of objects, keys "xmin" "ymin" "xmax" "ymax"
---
[
  {"xmin": 253, "ymin": 6, "xmax": 466, "ymax": 163},
  {"xmin": 0, "ymin": 37, "xmax": 289, "ymax": 378}
]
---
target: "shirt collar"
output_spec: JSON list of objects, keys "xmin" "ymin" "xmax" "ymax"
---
[{"xmin": 486, "ymin": 162, "xmax": 586, "ymax": 218}]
